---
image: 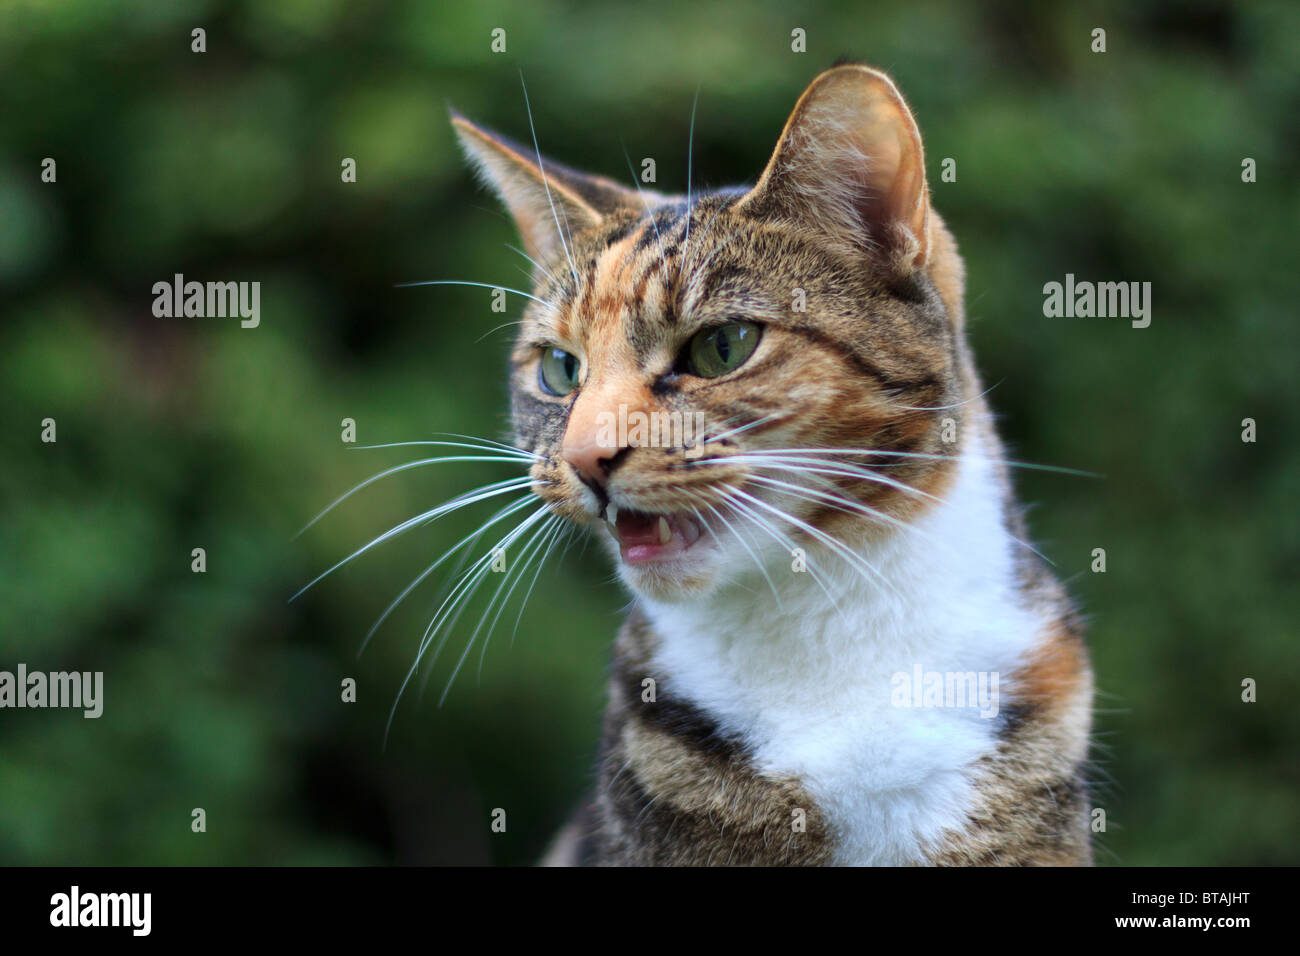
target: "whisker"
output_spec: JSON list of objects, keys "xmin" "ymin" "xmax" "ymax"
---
[
  {"xmin": 509, "ymin": 521, "xmax": 575, "ymax": 646},
  {"xmin": 412, "ymin": 504, "xmax": 552, "ymax": 671},
  {"xmin": 685, "ymin": 491, "xmax": 784, "ymax": 609},
  {"xmin": 358, "ymin": 493, "xmax": 539, "ymax": 655},
  {"xmin": 385, "ymin": 502, "xmax": 551, "ymax": 741},
  {"xmin": 290, "ymin": 476, "xmax": 538, "ymax": 602},
  {"xmin": 703, "ymin": 411, "xmax": 788, "ymax": 445},
  {"xmin": 622, "ymin": 144, "xmax": 668, "ymax": 273},
  {"xmin": 296, "ymin": 461, "xmax": 534, "ymax": 539},
  {"xmin": 429, "ymin": 432, "xmax": 542, "ymax": 459},
  {"xmin": 683, "ymin": 85, "xmax": 700, "ymax": 252},
  {"xmin": 471, "ymin": 514, "xmax": 566, "ymax": 683},
  {"xmin": 504, "ymin": 241, "xmax": 563, "ymax": 289},
  {"xmin": 885, "ymin": 378, "xmax": 1003, "ymax": 412},
  {"xmin": 475, "ymin": 319, "xmax": 527, "ymax": 345},
  {"xmin": 720, "ymin": 454, "xmax": 1054, "ymax": 565},
  {"xmin": 393, "ymin": 278, "xmax": 556, "ymax": 311},
  {"xmin": 518, "ymin": 70, "xmax": 581, "ymax": 287},
  {"xmin": 726, "ymin": 487, "xmax": 901, "ymax": 599},
  {"xmin": 742, "ymin": 472, "xmax": 947, "ymax": 550},
  {"xmin": 349, "ymin": 437, "xmax": 539, "ymax": 461},
  {"xmin": 710, "ymin": 454, "xmax": 943, "ymax": 504},
  {"xmin": 717, "ymin": 488, "xmax": 844, "ymax": 616},
  {"xmin": 709, "ymin": 446, "xmax": 1102, "ymax": 479},
  {"xmin": 421, "ymin": 507, "xmax": 555, "ymax": 699}
]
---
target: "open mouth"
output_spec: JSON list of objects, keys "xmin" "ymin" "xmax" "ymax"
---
[{"xmin": 605, "ymin": 505, "xmax": 705, "ymax": 565}]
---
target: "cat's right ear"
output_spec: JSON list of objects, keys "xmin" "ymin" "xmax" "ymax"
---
[{"xmin": 451, "ymin": 111, "xmax": 646, "ymax": 269}]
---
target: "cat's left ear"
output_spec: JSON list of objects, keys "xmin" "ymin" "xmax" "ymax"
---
[
  {"xmin": 451, "ymin": 111, "xmax": 650, "ymax": 268},
  {"xmin": 737, "ymin": 65, "xmax": 931, "ymax": 272}
]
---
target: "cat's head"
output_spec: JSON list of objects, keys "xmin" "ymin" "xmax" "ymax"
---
[{"xmin": 453, "ymin": 65, "xmax": 972, "ymax": 602}]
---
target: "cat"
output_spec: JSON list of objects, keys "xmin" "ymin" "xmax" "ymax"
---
[{"xmin": 450, "ymin": 63, "xmax": 1094, "ymax": 865}]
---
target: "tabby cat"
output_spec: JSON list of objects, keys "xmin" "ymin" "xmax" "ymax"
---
[{"xmin": 450, "ymin": 64, "xmax": 1093, "ymax": 865}]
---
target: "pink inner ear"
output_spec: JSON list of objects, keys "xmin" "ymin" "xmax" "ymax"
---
[
  {"xmin": 741, "ymin": 66, "xmax": 931, "ymax": 268},
  {"xmin": 832, "ymin": 90, "xmax": 927, "ymax": 261},
  {"xmin": 452, "ymin": 115, "xmax": 607, "ymax": 268}
]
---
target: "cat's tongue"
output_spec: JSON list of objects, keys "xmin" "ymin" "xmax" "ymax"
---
[{"xmin": 613, "ymin": 510, "xmax": 702, "ymax": 564}]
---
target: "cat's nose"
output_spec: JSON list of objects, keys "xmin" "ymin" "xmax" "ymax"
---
[
  {"xmin": 562, "ymin": 434, "xmax": 621, "ymax": 487},
  {"xmin": 561, "ymin": 379, "xmax": 643, "ymax": 489}
]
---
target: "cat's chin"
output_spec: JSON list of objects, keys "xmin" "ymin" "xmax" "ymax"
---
[
  {"xmin": 598, "ymin": 512, "xmax": 723, "ymax": 601},
  {"xmin": 616, "ymin": 556, "xmax": 723, "ymax": 602}
]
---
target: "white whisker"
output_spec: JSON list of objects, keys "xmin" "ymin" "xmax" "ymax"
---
[
  {"xmin": 431, "ymin": 433, "xmax": 543, "ymax": 458},
  {"xmin": 510, "ymin": 521, "xmax": 575, "ymax": 646},
  {"xmin": 296, "ymin": 462, "xmax": 534, "ymax": 539},
  {"xmin": 471, "ymin": 514, "xmax": 566, "ymax": 683},
  {"xmin": 683, "ymin": 85, "xmax": 700, "ymax": 252},
  {"xmin": 291, "ymin": 476, "xmax": 537, "ymax": 602},
  {"xmin": 622, "ymin": 144, "xmax": 668, "ymax": 272},
  {"xmin": 884, "ymin": 378, "xmax": 1003, "ymax": 411},
  {"xmin": 358, "ymin": 493, "xmax": 539, "ymax": 655},
  {"xmin": 504, "ymin": 241, "xmax": 563, "ymax": 289},
  {"xmin": 710, "ymin": 453, "xmax": 943, "ymax": 504},
  {"xmin": 519, "ymin": 70, "xmax": 581, "ymax": 287},
  {"xmin": 422, "ymin": 507, "xmax": 556, "ymax": 699},
  {"xmin": 385, "ymin": 502, "xmax": 551, "ymax": 741},
  {"xmin": 708, "ymin": 446, "xmax": 1102, "ymax": 478},
  {"xmin": 742, "ymin": 472, "xmax": 946, "ymax": 549},
  {"xmin": 351, "ymin": 437, "xmax": 539, "ymax": 459},
  {"xmin": 726, "ymin": 486, "xmax": 901, "ymax": 599},
  {"xmin": 686, "ymin": 491, "xmax": 784, "ymax": 609},
  {"xmin": 704, "ymin": 411, "xmax": 787, "ymax": 445},
  {"xmin": 394, "ymin": 278, "xmax": 557, "ymax": 311},
  {"xmin": 717, "ymin": 488, "xmax": 844, "ymax": 616}
]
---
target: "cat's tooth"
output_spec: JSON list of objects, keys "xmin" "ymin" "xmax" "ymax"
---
[
  {"xmin": 657, "ymin": 516, "xmax": 672, "ymax": 545},
  {"xmin": 682, "ymin": 516, "xmax": 701, "ymax": 546},
  {"xmin": 605, "ymin": 503, "xmax": 618, "ymax": 526}
]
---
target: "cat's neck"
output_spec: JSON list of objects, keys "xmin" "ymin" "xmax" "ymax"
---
[
  {"xmin": 640, "ymin": 423, "xmax": 1046, "ymax": 863},
  {"xmin": 645, "ymin": 424, "xmax": 1039, "ymax": 689}
]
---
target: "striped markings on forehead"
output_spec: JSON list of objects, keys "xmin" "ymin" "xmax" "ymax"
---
[
  {"xmin": 542, "ymin": 198, "xmax": 742, "ymax": 368},
  {"xmin": 570, "ymin": 216, "xmax": 683, "ymax": 371}
]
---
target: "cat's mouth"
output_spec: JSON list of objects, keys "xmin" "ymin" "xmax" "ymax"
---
[{"xmin": 604, "ymin": 505, "xmax": 705, "ymax": 565}]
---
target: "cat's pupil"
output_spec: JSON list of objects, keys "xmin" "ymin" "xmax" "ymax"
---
[{"xmin": 714, "ymin": 330, "xmax": 730, "ymax": 363}]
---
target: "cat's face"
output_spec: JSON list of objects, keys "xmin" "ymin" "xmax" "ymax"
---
[{"xmin": 455, "ymin": 65, "xmax": 972, "ymax": 602}]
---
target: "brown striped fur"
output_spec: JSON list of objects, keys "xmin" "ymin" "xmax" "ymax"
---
[{"xmin": 554, "ymin": 610, "xmax": 835, "ymax": 866}]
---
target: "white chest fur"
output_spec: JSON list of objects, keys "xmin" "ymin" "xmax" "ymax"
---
[{"xmin": 644, "ymin": 444, "xmax": 1043, "ymax": 865}]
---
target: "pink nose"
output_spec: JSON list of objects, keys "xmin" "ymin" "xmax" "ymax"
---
[
  {"xmin": 561, "ymin": 378, "xmax": 646, "ymax": 487},
  {"xmin": 562, "ymin": 433, "xmax": 618, "ymax": 485}
]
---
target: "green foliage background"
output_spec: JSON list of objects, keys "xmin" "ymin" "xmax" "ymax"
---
[{"xmin": 1, "ymin": 0, "xmax": 1296, "ymax": 865}]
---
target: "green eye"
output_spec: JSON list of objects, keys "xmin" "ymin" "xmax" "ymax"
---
[
  {"xmin": 686, "ymin": 320, "xmax": 762, "ymax": 378},
  {"xmin": 538, "ymin": 347, "xmax": 581, "ymax": 396}
]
